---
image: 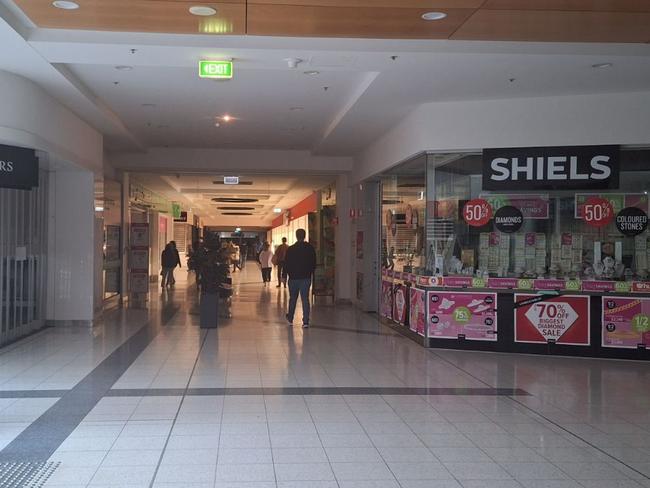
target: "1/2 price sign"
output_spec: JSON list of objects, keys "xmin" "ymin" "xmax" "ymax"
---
[
  {"xmin": 463, "ymin": 199, "xmax": 492, "ymax": 227},
  {"xmin": 582, "ymin": 197, "xmax": 614, "ymax": 228}
]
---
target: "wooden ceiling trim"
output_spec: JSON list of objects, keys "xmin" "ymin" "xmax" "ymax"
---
[
  {"xmin": 249, "ymin": 0, "xmax": 483, "ymax": 7},
  {"xmin": 13, "ymin": 0, "xmax": 246, "ymax": 34},
  {"xmin": 247, "ymin": 4, "xmax": 476, "ymax": 39},
  {"xmin": 482, "ymin": 0, "xmax": 650, "ymax": 13},
  {"xmin": 452, "ymin": 9, "xmax": 650, "ymax": 43}
]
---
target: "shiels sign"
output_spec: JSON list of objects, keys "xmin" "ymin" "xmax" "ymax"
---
[
  {"xmin": 0, "ymin": 144, "xmax": 38, "ymax": 190},
  {"xmin": 483, "ymin": 145, "xmax": 620, "ymax": 191}
]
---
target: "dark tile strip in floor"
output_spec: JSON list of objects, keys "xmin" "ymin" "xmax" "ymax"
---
[
  {"xmin": 0, "ymin": 304, "xmax": 179, "ymax": 463},
  {"xmin": 106, "ymin": 387, "xmax": 531, "ymax": 396},
  {"xmin": 0, "ymin": 391, "xmax": 68, "ymax": 398}
]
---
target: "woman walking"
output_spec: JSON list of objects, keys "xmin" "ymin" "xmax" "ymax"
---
[{"xmin": 258, "ymin": 242, "xmax": 274, "ymax": 286}]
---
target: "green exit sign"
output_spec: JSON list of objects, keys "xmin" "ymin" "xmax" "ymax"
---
[{"xmin": 199, "ymin": 60, "xmax": 233, "ymax": 79}]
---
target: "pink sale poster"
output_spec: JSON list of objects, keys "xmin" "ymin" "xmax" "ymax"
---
[
  {"xmin": 428, "ymin": 291, "xmax": 497, "ymax": 341},
  {"xmin": 409, "ymin": 288, "xmax": 426, "ymax": 336},
  {"xmin": 602, "ymin": 296, "xmax": 650, "ymax": 349},
  {"xmin": 380, "ymin": 281, "xmax": 393, "ymax": 319}
]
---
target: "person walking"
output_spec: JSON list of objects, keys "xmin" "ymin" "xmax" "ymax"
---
[
  {"xmin": 258, "ymin": 242, "xmax": 274, "ymax": 286},
  {"xmin": 274, "ymin": 237, "xmax": 289, "ymax": 288},
  {"xmin": 283, "ymin": 229, "xmax": 316, "ymax": 328},
  {"xmin": 161, "ymin": 242, "xmax": 181, "ymax": 288},
  {"xmin": 169, "ymin": 241, "xmax": 181, "ymax": 285}
]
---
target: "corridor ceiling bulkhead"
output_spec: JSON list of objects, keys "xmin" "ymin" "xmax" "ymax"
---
[{"xmin": 13, "ymin": 0, "xmax": 650, "ymax": 43}]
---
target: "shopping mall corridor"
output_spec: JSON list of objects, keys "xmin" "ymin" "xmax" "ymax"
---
[{"xmin": 0, "ymin": 263, "xmax": 649, "ymax": 488}]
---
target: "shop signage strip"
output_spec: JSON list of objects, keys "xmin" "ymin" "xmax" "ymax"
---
[
  {"xmin": 483, "ymin": 145, "xmax": 620, "ymax": 191},
  {"xmin": 602, "ymin": 296, "xmax": 650, "ymax": 349},
  {"xmin": 0, "ymin": 143, "xmax": 39, "ymax": 190}
]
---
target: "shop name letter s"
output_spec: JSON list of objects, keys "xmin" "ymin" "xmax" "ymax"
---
[{"xmin": 0, "ymin": 160, "xmax": 14, "ymax": 173}]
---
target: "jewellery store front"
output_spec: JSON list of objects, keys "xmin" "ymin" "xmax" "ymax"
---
[{"xmin": 379, "ymin": 145, "xmax": 650, "ymax": 360}]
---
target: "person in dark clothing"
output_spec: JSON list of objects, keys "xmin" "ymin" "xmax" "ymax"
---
[
  {"xmin": 274, "ymin": 237, "xmax": 289, "ymax": 288},
  {"xmin": 283, "ymin": 229, "xmax": 317, "ymax": 327},
  {"xmin": 169, "ymin": 241, "xmax": 181, "ymax": 285},
  {"xmin": 161, "ymin": 242, "xmax": 181, "ymax": 288}
]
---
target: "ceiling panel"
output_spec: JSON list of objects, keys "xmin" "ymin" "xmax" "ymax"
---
[
  {"xmin": 247, "ymin": 4, "xmax": 475, "ymax": 39},
  {"xmin": 452, "ymin": 9, "xmax": 650, "ymax": 43},
  {"xmin": 13, "ymin": 0, "xmax": 245, "ymax": 34},
  {"xmin": 482, "ymin": 0, "xmax": 650, "ymax": 12}
]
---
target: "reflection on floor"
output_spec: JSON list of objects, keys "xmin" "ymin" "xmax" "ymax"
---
[{"xmin": 0, "ymin": 263, "xmax": 649, "ymax": 487}]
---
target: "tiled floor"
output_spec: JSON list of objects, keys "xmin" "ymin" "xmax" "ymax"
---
[{"xmin": 1, "ymin": 263, "xmax": 650, "ymax": 487}]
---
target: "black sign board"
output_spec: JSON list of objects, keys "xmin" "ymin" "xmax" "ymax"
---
[
  {"xmin": 483, "ymin": 145, "xmax": 619, "ymax": 191},
  {"xmin": 616, "ymin": 207, "xmax": 648, "ymax": 236},
  {"xmin": 0, "ymin": 144, "xmax": 38, "ymax": 190},
  {"xmin": 494, "ymin": 205, "xmax": 523, "ymax": 233},
  {"xmin": 174, "ymin": 211, "xmax": 188, "ymax": 223}
]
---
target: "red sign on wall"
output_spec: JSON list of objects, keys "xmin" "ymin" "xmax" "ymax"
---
[
  {"xmin": 581, "ymin": 197, "xmax": 614, "ymax": 228},
  {"xmin": 514, "ymin": 294, "xmax": 590, "ymax": 345}
]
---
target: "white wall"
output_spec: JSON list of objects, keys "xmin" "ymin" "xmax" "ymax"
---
[
  {"xmin": 354, "ymin": 90, "xmax": 650, "ymax": 183},
  {"xmin": 46, "ymin": 169, "xmax": 95, "ymax": 322},
  {"xmin": 110, "ymin": 147, "xmax": 353, "ymax": 175},
  {"xmin": 0, "ymin": 70, "xmax": 103, "ymax": 174}
]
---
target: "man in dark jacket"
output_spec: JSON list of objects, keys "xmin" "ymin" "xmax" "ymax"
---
[
  {"xmin": 283, "ymin": 229, "xmax": 317, "ymax": 327},
  {"xmin": 161, "ymin": 242, "xmax": 181, "ymax": 288}
]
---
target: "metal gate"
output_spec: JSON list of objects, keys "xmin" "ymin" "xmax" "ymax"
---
[{"xmin": 0, "ymin": 170, "xmax": 48, "ymax": 346}]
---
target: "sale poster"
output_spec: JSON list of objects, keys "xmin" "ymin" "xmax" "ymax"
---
[
  {"xmin": 602, "ymin": 296, "xmax": 650, "ymax": 349},
  {"xmin": 482, "ymin": 194, "xmax": 550, "ymax": 219},
  {"xmin": 428, "ymin": 291, "xmax": 497, "ymax": 341},
  {"xmin": 380, "ymin": 281, "xmax": 393, "ymax": 319},
  {"xmin": 130, "ymin": 223, "xmax": 150, "ymax": 248},
  {"xmin": 409, "ymin": 288, "xmax": 426, "ymax": 336},
  {"xmin": 393, "ymin": 285, "xmax": 408, "ymax": 325},
  {"xmin": 514, "ymin": 294, "xmax": 590, "ymax": 345}
]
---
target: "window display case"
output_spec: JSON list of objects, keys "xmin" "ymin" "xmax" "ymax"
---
[{"xmin": 378, "ymin": 147, "xmax": 650, "ymax": 360}]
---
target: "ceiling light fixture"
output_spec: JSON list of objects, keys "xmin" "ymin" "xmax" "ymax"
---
[
  {"xmin": 421, "ymin": 11, "xmax": 447, "ymax": 21},
  {"xmin": 303, "ymin": 70, "xmax": 320, "ymax": 76},
  {"xmin": 273, "ymin": 208, "xmax": 282, "ymax": 214},
  {"xmin": 95, "ymin": 206, "xmax": 104, "ymax": 212},
  {"xmin": 222, "ymin": 115, "xmax": 232, "ymax": 122},
  {"xmin": 115, "ymin": 65, "xmax": 133, "ymax": 71},
  {"xmin": 592, "ymin": 62, "xmax": 613, "ymax": 69},
  {"xmin": 52, "ymin": 1, "xmax": 79, "ymax": 10},
  {"xmin": 189, "ymin": 6, "xmax": 217, "ymax": 16}
]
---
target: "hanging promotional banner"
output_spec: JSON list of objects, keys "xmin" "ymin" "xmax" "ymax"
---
[
  {"xmin": 581, "ymin": 197, "xmax": 614, "ymax": 228},
  {"xmin": 409, "ymin": 287, "xmax": 426, "ymax": 336},
  {"xmin": 428, "ymin": 291, "xmax": 497, "ymax": 341},
  {"xmin": 0, "ymin": 143, "xmax": 39, "ymax": 190},
  {"xmin": 483, "ymin": 145, "xmax": 619, "ymax": 191},
  {"xmin": 393, "ymin": 285, "xmax": 408, "ymax": 325},
  {"xmin": 494, "ymin": 205, "xmax": 524, "ymax": 233},
  {"xmin": 380, "ymin": 280, "xmax": 393, "ymax": 319},
  {"xmin": 463, "ymin": 198, "xmax": 492, "ymax": 227},
  {"xmin": 616, "ymin": 207, "xmax": 648, "ymax": 236},
  {"xmin": 575, "ymin": 193, "xmax": 648, "ymax": 218},
  {"xmin": 514, "ymin": 294, "xmax": 590, "ymax": 345},
  {"xmin": 481, "ymin": 194, "xmax": 550, "ymax": 219},
  {"xmin": 602, "ymin": 296, "xmax": 650, "ymax": 349}
]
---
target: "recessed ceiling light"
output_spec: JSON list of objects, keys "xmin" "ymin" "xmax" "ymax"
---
[
  {"xmin": 222, "ymin": 115, "xmax": 232, "ymax": 122},
  {"xmin": 592, "ymin": 63, "xmax": 613, "ymax": 69},
  {"xmin": 273, "ymin": 208, "xmax": 282, "ymax": 213},
  {"xmin": 52, "ymin": 1, "xmax": 79, "ymax": 10},
  {"xmin": 189, "ymin": 6, "xmax": 217, "ymax": 16},
  {"xmin": 115, "ymin": 65, "xmax": 133, "ymax": 71},
  {"xmin": 421, "ymin": 11, "xmax": 447, "ymax": 21},
  {"xmin": 304, "ymin": 71, "xmax": 320, "ymax": 76}
]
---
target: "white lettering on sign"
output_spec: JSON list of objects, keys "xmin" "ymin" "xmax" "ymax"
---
[
  {"xmin": 489, "ymin": 155, "xmax": 611, "ymax": 183},
  {"xmin": 524, "ymin": 301, "xmax": 578, "ymax": 341},
  {"xmin": 0, "ymin": 161, "xmax": 14, "ymax": 172}
]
